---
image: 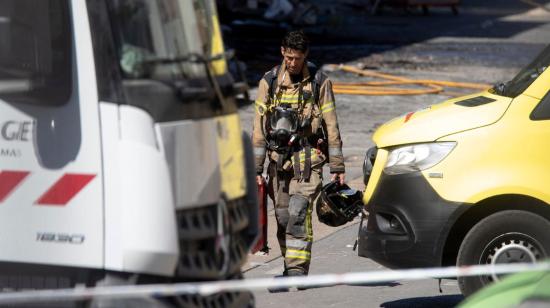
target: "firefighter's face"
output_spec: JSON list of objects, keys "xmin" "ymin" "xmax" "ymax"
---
[{"xmin": 281, "ymin": 47, "xmax": 307, "ymax": 75}]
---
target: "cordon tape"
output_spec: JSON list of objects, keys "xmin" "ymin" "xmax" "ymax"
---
[{"xmin": 0, "ymin": 262, "xmax": 547, "ymax": 304}]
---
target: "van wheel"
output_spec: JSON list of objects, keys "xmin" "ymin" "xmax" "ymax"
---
[{"xmin": 457, "ymin": 210, "xmax": 550, "ymax": 297}]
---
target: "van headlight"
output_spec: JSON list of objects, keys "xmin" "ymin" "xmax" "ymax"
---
[{"xmin": 384, "ymin": 142, "xmax": 456, "ymax": 175}]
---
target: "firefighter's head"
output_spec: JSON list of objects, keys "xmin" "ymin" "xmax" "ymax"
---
[{"xmin": 281, "ymin": 30, "xmax": 309, "ymax": 75}]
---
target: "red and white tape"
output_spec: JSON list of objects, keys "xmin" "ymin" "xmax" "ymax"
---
[{"xmin": 0, "ymin": 262, "xmax": 547, "ymax": 304}]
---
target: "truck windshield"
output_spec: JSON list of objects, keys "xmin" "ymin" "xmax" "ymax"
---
[
  {"xmin": 0, "ymin": 0, "xmax": 72, "ymax": 105},
  {"xmin": 107, "ymin": 0, "xmax": 214, "ymax": 80},
  {"xmin": 495, "ymin": 44, "xmax": 550, "ymax": 98}
]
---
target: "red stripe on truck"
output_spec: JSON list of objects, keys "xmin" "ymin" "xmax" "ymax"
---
[
  {"xmin": 36, "ymin": 174, "xmax": 96, "ymax": 206},
  {"xmin": 0, "ymin": 171, "xmax": 30, "ymax": 202}
]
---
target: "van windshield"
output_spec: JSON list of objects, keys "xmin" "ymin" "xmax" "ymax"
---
[
  {"xmin": 495, "ymin": 45, "xmax": 550, "ymax": 98},
  {"xmin": 107, "ymin": 0, "xmax": 215, "ymax": 80}
]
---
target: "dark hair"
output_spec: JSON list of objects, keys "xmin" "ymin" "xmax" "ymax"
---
[{"xmin": 281, "ymin": 30, "xmax": 309, "ymax": 53}]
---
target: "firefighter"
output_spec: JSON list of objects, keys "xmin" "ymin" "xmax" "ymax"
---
[{"xmin": 252, "ymin": 30, "xmax": 345, "ymax": 280}]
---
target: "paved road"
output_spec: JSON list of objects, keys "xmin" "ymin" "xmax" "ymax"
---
[{"xmin": 245, "ymin": 223, "xmax": 463, "ymax": 308}]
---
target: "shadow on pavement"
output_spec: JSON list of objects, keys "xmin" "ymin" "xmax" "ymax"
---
[
  {"xmin": 381, "ymin": 294, "xmax": 464, "ymax": 308},
  {"xmin": 268, "ymin": 281, "xmax": 401, "ymax": 293},
  {"xmin": 345, "ymin": 281, "xmax": 401, "ymax": 287}
]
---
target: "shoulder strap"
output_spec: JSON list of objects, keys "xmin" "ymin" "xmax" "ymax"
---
[
  {"xmin": 306, "ymin": 62, "xmax": 327, "ymax": 107},
  {"xmin": 262, "ymin": 65, "xmax": 280, "ymax": 103},
  {"xmin": 307, "ymin": 62, "xmax": 329, "ymax": 143}
]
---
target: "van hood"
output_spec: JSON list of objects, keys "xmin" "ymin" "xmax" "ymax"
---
[{"xmin": 373, "ymin": 92, "xmax": 513, "ymax": 148}]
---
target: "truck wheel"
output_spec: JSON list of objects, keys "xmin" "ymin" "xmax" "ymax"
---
[
  {"xmin": 88, "ymin": 273, "xmax": 174, "ymax": 308},
  {"xmin": 457, "ymin": 210, "xmax": 550, "ymax": 297}
]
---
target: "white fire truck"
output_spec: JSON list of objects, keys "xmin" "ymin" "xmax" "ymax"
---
[{"xmin": 0, "ymin": 0, "xmax": 257, "ymax": 306}]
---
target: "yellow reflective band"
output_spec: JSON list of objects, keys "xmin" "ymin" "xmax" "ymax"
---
[
  {"xmin": 286, "ymin": 255, "xmax": 310, "ymax": 260},
  {"xmin": 287, "ymin": 249, "xmax": 311, "ymax": 256},
  {"xmin": 293, "ymin": 153, "xmax": 319, "ymax": 164},
  {"xmin": 273, "ymin": 94, "xmax": 316, "ymax": 105},
  {"xmin": 321, "ymin": 107, "xmax": 334, "ymax": 113},
  {"xmin": 321, "ymin": 102, "xmax": 335, "ymax": 113},
  {"xmin": 321, "ymin": 101, "xmax": 334, "ymax": 108},
  {"xmin": 277, "ymin": 94, "xmax": 299, "ymax": 99},
  {"xmin": 306, "ymin": 201, "xmax": 313, "ymax": 242},
  {"xmin": 280, "ymin": 98, "xmax": 299, "ymax": 102},
  {"xmin": 286, "ymin": 249, "xmax": 311, "ymax": 260},
  {"xmin": 292, "ymin": 148, "xmax": 322, "ymax": 164}
]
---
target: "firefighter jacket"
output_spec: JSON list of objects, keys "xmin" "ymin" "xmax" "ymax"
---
[{"xmin": 252, "ymin": 61, "xmax": 345, "ymax": 175}]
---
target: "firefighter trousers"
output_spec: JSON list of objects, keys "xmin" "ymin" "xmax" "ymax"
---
[{"xmin": 267, "ymin": 162, "xmax": 323, "ymax": 275}]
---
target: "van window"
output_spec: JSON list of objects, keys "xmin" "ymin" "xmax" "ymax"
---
[
  {"xmin": 498, "ymin": 45, "xmax": 550, "ymax": 98},
  {"xmin": 530, "ymin": 92, "xmax": 550, "ymax": 121},
  {"xmin": 0, "ymin": 0, "xmax": 72, "ymax": 105}
]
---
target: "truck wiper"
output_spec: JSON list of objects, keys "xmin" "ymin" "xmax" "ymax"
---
[{"xmin": 143, "ymin": 49, "xmax": 248, "ymax": 106}]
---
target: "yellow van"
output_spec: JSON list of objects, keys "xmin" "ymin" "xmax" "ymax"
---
[{"xmin": 358, "ymin": 45, "xmax": 550, "ymax": 296}]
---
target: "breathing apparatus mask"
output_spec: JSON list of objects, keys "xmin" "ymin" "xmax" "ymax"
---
[{"xmin": 268, "ymin": 104, "xmax": 299, "ymax": 151}]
